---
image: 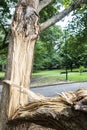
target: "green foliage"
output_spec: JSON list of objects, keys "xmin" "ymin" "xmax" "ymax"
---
[
  {"xmin": 79, "ymin": 66, "xmax": 85, "ymax": 74},
  {"xmin": 33, "ymin": 25, "xmax": 63, "ymax": 70},
  {"xmin": 40, "ymin": 1, "xmax": 62, "ymax": 23},
  {"xmin": 0, "ymin": 0, "xmax": 87, "ymax": 72},
  {"xmin": 0, "ymin": 54, "xmax": 7, "ymax": 64},
  {"xmin": 0, "ymin": 0, "xmax": 17, "ymax": 64},
  {"xmin": 59, "ymin": 7, "xmax": 87, "ymax": 71},
  {"xmin": 60, "ymin": 30, "xmax": 87, "ymax": 71},
  {"xmin": 63, "ymin": 0, "xmax": 74, "ymax": 8}
]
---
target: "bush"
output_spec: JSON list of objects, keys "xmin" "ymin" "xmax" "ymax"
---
[{"xmin": 79, "ymin": 66, "xmax": 85, "ymax": 74}]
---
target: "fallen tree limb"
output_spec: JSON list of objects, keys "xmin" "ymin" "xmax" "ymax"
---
[
  {"xmin": 3, "ymin": 79, "xmax": 46, "ymax": 101},
  {"xmin": 7, "ymin": 88, "xmax": 87, "ymax": 130}
]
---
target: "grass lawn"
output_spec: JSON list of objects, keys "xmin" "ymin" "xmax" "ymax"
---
[
  {"xmin": 0, "ymin": 70, "xmax": 87, "ymax": 86},
  {"xmin": 32, "ymin": 69, "xmax": 87, "ymax": 82},
  {"xmin": 0, "ymin": 72, "xmax": 5, "ymax": 79},
  {"xmin": 30, "ymin": 69, "xmax": 87, "ymax": 87},
  {"xmin": 68, "ymin": 72, "xmax": 87, "ymax": 82},
  {"xmin": 33, "ymin": 70, "xmax": 62, "ymax": 76}
]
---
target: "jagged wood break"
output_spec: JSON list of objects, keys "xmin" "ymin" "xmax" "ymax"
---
[
  {"xmin": 0, "ymin": 0, "xmax": 87, "ymax": 130},
  {"xmin": 0, "ymin": 0, "xmax": 39, "ymax": 129},
  {"xmin": 7, "ymin": 88, "xmax": 87, "ymax": 130}
]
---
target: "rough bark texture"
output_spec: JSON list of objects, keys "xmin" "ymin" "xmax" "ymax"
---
[
  {"xmin": 7, "ymin": 88, "xmax": 87, "ymax": 130},
  {"xmin": 38, "ymin": 0, "xmax": 53, "ymax": 12},
  {"xmin": 0, "ymin": 0, "xmax": 39, "ymax": 129},
  {"xmin": 0, "ymin": 0, "xmax": 87, "ymax": 130}
]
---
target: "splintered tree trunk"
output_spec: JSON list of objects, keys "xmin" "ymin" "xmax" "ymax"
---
[
  {"xmin": 0, "ymin": 0, "xmax": 39, "ymax": 129},
  {"xmin": 0, "ymin": 0, "xmax": 87, "ymax": 130},
  {"xmin": 4, "ymin": 88, "xmax": 87, "ymax": 130}
]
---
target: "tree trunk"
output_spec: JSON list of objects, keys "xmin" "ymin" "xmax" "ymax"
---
[
  {"xmin": 70, "ymin": 64, "xmax": 73, "ymax": 72},
  {"xmin": 0, "ymin": 0, "xmax": 87, "ymax": 130},
  {"xmin": 0, "ymin": 0, "xmax": 39, "ymax": 129},
  {"xmin": 7, "ymin": 88, "xmax": 87, "ymax": 130}
]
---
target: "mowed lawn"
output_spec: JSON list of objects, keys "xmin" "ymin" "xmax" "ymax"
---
[
  {"xmin": 0, "ymin": 72, "xmax": 5, "ymax": 79},
  {"xmin": 32, "ymin": 69, "xmax": 87, "ymax": 82},
  {"xmin": 0, "ymin": 70, "xmax": 87, "ymax": 86}
]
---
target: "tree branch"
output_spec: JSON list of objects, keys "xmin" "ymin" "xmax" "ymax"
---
[
  {"xmin": 3, "ymin": 80, "xmax": 46, "ymax": 101},
  {"xmin": 40, "ymin": 0, "xmax": 87, "ymax": 32},
  {"xmin": 40, "ymin": 8, "xmax": 71, "ymax": 32},
  {"xmin": 7, "ymin": 88, "xmax": 87, "ymax": 130},
  {"xmin": 38, "ymin": 0, "xmax": 53, "ymax": 12}
]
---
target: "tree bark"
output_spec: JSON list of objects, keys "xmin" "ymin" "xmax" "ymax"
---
[
  {"xmin": 0, "ymin": 0, "xmax": 87, "ymax": 130},
  {"xmin": 0, "ymin": 0, "xmax": 39, "ymax": 129},
  {"xmin": 40, "ymin": 0, "xmax": 87, "ymax": 32},
  {"xmin": 7, "ymin": 88, "xmax": 87, "ymax": 130},
  {"xmin": 38, "ymin": 0, "xmax": 53, "ymax": 12}
]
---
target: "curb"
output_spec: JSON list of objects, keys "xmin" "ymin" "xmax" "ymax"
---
[{"xmin": 31, "ymin": 81, "xmax": 87, "ymax": 88}]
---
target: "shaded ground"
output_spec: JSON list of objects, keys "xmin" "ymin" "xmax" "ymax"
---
[
  {"xmin": 0, "ymin": 76, "xmax": 68, "ymax": 87},
  {"xmin": 0, "ymin": 79, "xmax": 3, "ymax": 85},
  {"xmin": 30, "ymin": 76, "xmax": 70, "ymax": 87}
]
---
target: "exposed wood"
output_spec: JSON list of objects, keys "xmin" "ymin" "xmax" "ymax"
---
[
  {"xmin": 0, "ymin": 0, "xmax": 87, "ymax": 130},
  {"xmin": 7, "ymin": 88, "xmax": 87, "ymax": 130},
  {"xmin": 0, "ymin": 0, "xmax": 39, "ymax": 129},
  {"xmin": 38, "ymin": 0, "xmax": 53, "ymax": 12},
  {"xmin": 3, "ymin": 79, "xmax": 46, "ymax": 101}
]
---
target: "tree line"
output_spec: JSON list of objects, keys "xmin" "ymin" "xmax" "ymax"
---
[
  {"xmin": 0, "ymin": 0, "xmax": 87, "ymax": 72},
  {"xmin": 0, "ymin": 0, "xmax": 87, "ymax": 130}
]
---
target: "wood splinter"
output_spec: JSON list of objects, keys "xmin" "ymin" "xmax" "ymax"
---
[{"xmin": 3, "ymin": 79, "xmax": 46, "ymax": 101}]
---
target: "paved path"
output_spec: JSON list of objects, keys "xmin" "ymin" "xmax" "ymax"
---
[
  {"xmin": 0, "ymin": 82, "xmax": 87, "ymax": 98},
  {"xmin": 31, "ymin": 82, "xmax": 87, "ymax": 97}
]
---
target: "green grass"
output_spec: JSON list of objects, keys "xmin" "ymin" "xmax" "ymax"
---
[
  {"xmin": 33, "ymin": 69, "xmax": 64, "ymax": 76},
  {"xmin": 0, "ymin": 72, "xmax": 5, "ymax": 79},
  {"xmin": 30, "ymin": 70, "xmax": 87, "ymax": 87},
  {"xmin": 0, "ymin": 69, "xmax": 87, "ymax": 83},
  {"xmin": 68, "ymin": 72, "xmax": 87, "ymax": 82},
  {"xmin": 32, "ymin": 69, "xmax": 87, "ymax": 82}
]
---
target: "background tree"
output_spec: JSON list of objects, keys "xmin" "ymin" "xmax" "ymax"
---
[
  {"xmin": 0, "ymin": 0, "xmax": 87, "ymax": 130},
  {"xmin": 0, "ymin": 0, "xmax": 87, "ymax": 71},
  {"xmin": 59, "ymin": 8, "xmax": 87, "ymax": 71},
  {"xmin": 34, "ymin": 25, "xmax": 63, "ymax": 70},
  {"xmin": 0, "ymin": 0, "xmax": 17, "ymax": 71}
]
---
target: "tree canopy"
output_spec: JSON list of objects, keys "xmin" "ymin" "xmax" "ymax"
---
[
  {"xmin": 0, "ymin": 0, "xmax": 87, "ymax": 71},
  {"xmin": 0, "ymin": 0, "xmax": 87, "ymax": 130},
  {"xmin": 34, "ymin": 25, "xmax": 63, "ymax": 70},
  {"xmin": 60, "ymin": 8, "xmax": 87, "ymax": 70}
]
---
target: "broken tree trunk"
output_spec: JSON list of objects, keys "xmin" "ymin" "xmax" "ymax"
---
[
  {"xmin": 7, "ymin": 88, "xmax": 87, "ymax": 130},
  {"xmin": 0, "ymin": 0, "xmax": 39, "ymax": 129},
  {"xmin": 0, "ymin": 0, "xmax": 87, "ymax": 130}
]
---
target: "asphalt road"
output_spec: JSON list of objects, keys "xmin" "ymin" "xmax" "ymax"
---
[
  {"xmin": 31, "ymin": 82, "xmax": 87, "ymax": 97},
  {"xmin": 0, "ymin": 82, "xmax": 87, "ymax": 98}
]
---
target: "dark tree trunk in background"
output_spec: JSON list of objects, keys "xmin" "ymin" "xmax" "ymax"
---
[{"xmin": 70, "ymin": 64, "xmax": 73, "ymax": 72}]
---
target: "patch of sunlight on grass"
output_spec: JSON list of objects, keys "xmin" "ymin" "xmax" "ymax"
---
[
  {"xmin": 32, "ymin": 70, "xmax": 87, "ymax": 83},
  {"xmin": 68, "ymin": 72, "xmax": 87, "ymax": 82},
  {"xmin": 0, "ymin": 72, "xmax": 5, "ymax": 78},
  {"xmin": 32, "ymin": 69, "xmax": 64, "ymax": 76}
]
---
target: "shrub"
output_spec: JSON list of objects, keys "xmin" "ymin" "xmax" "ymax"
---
[{"xmin": 79, "ymin": 66, "xmax": 85, "ymax": 74}]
